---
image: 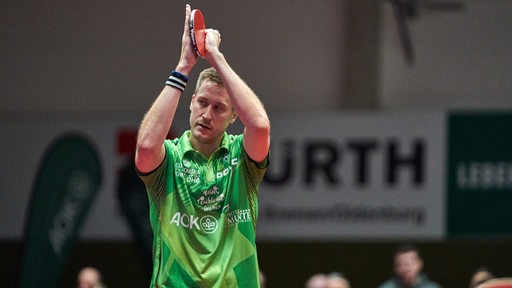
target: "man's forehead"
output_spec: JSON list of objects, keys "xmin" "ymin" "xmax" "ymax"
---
[
  {"xmin": 396, "ymin": 250, "xmax": 418, "ymax": 259},
  {"xmin": 198, "ymin": 79, "xmax": 224, "ymax": 91},
  {"xmin": 196, "ymin": 82, "xmax": 230, "ymax": 103}
]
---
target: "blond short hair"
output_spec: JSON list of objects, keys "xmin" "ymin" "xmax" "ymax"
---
[{"xmin": 195, "ymin": 67, "xmax": 224, "ymax": 92}]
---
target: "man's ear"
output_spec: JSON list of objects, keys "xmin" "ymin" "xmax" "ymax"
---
[
  {"xmin": 190, "ymin": 94, "xmax": 196, "ymax": 111},
  {"xmin": 230, "ymin": 113, "xmax": 237, "ymax": 124},
  {"xmin": 418, "ymin": 259, "xmax": 424, "ymax": 271}
]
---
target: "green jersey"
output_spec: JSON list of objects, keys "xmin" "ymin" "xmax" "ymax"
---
[{"xmin": 139, "ymin": 131, "xmax": 267, "ymax": 288}]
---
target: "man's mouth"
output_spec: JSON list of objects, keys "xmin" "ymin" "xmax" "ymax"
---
[{"xmin": 197, "ymin": 122, "xmax": 211, "ymax": 130}]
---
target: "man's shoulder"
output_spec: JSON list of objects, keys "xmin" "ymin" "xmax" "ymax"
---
[
  {"xmin": 420, "ymin": 274, "xmax": 442, "ymax": 288},
  {"xmin": 378, "ymin": 278, "xmax": 398, "ymax": 288},
  {"xmin": 221, "ymin": 133, "xmax": 244, "ymax": 153},
  {"xmin": 225, "ymin": 133, "xmax": 243, "ymax": 144},
  {"xmin": 422, "ymin": 281, "xmax": 442, "ymax": 288},
  {"xmin": 164, "ymin": 132, "xmax": 190, "ymax": 152}
]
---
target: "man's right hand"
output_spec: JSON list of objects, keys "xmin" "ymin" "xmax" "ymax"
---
[{"xmin": 177, "ymin": 4, "xmax": 199, "ymax": 75}]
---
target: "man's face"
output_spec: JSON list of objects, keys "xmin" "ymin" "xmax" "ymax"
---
[
  {"xmin": 189, "ymin": 79, "xmax": 235, "ymax": 145},
  {"xmin": 326, "ymin": 278, "xmax": 350, "ymax": 288},
  {"xmin": 470, "ymin": 271, "xmax": 493, "ymax": 288},
  {"xmin": 394, "ymin": 251, "xmax": 423, "ymax": 285},
  {"xmin": 76, "ymin": 268, "xmax": 100, "ymax": 288}
]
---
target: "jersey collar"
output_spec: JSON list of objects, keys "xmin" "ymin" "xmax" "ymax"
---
[{"xmin": 180, "ymin": 130, "xmax": 230, "ymax": 160}]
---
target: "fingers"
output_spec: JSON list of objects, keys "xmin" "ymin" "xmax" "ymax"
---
[
  {"xmin": 202, "ymin": 29, "xmax": 221, "ymax": 62},
  {"xmin": 205, "ymin": 29, "xmax": 222, "ymax": 47},
  {"xmin": 178, "ymin": 4, "xmax": 198, "ymax": 71},
  {"xmin": 183, "ymin": 4, "xmax": 191, "ymax": 38},
  {"xmin": 206, "ymin": 29, "xmax": 221, "ymax": 38}
]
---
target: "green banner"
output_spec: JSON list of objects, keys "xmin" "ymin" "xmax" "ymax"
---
[
  {"xmin": 117, "ymin": 157, "xmax": 153, "ymax": 268},
  {"xmin": 20, "ymin": 133, "xmax": 102, "ymax": 288},
  {"xmin": 447, "ymin": 111, "xmax": 512, "ymax": 237}
]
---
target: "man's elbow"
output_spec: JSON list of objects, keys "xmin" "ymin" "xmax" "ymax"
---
[
  {"xmin": 253, "ymin": 115, "xmax": 270, "ymax": 135},
  {"xmin": 135, "ymin": 140, "xmax": 163, "ymax": 173}
]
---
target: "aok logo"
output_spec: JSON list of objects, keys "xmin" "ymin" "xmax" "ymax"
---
[
  {"xmin": 200, "ymin": 215, "xmax": 218, "ymax": 234},
  {"xmin": 170, "ymin": 212, "xmax": 218, "ymax": 234}
]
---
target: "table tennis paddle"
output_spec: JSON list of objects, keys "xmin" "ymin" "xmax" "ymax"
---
[{"xmin": 189, "ymin": 9, "xmax": 206, "ymax": 56}]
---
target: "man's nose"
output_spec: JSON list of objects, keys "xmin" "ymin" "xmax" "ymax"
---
[{"xmin": 202, "ymin": 106, "xmax": 213, "ymax": 120}]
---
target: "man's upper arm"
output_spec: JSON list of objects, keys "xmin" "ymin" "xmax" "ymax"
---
[
  {"xmin": 242, "ymin": 125, "xmax": 270, "ymax": 164},
  {"xmin": 135, "ymin": 143, "xmax": 166, "ymax": 174}
]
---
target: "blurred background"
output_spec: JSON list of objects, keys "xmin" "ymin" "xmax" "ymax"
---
[{"xmin": 1, "ymin": 0, "xmax": 511, "ymax": 287}]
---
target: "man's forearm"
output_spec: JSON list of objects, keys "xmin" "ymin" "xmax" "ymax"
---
[
  {"xmin": 209, "ymin": 51, "xmax": 269, "ymax": 130},
  {"xmin": 208, "ymin": 51, "xmax": 270, "ymax": 162},
  {"xmin": 135, "ymin": 85, "xmax": 182, "ymax": 172}
]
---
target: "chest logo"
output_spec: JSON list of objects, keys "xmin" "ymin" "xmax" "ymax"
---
[
  {"xmin": 170, "ymin": 212, "xmax": 218, "ymax": 234},
  {"xmin": 200, "ymin": 215, "xmax": 218, "ymax": 234}
]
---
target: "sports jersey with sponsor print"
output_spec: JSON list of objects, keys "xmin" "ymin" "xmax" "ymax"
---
[{"xmin": 139, "ymin": 131, "xmax": 267, "ymax": 288}]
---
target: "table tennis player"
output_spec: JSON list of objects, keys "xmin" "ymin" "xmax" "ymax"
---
[{"xmin": 135, "ymin": 4, "xmax": 270, "ymax": 288}]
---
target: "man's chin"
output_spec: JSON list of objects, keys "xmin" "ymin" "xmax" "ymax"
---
[
  {"xmin": 192, "ymin": 128, "xmax": 212, "ymax": 142},
  {"xmin": 400, "ymin": 276, "xmax": 416, "ymax": 285}
]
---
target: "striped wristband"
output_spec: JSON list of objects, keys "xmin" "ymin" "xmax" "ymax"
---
[{"xmin": 165, "ymin": 70, "xmax": 189, "ymax": 92}]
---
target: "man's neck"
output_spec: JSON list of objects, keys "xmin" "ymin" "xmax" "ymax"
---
[
  {"xmin": 189, "ymin": 136, "xmax": 222, "ymax": 159},
  {"xmin": 400, "ymin": 276, "xmax": 419, "ymax": 288}
]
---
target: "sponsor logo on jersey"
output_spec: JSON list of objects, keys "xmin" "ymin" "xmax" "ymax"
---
[
  {"xmin": 170, "ymin": 212, "xmax": 219, "ymax": 234},
  {"xmin": 174, "ymin": 157, "xmax": 239, "ymax": 184},
  {"xmin": 200, "ymin": 215, "xmax": 218, "ymax": 234},
  {"xmin": 226, "ymin": 209, "xmax": 252, "ymax": 227},
  {"xmin": 198, "ymin": 186, "xmax": 225, "ymax": 211}
]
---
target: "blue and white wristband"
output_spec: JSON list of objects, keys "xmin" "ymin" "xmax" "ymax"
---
[{"xmin": 165, "ymin": 70, "xmax": 188, "ymax": 92}]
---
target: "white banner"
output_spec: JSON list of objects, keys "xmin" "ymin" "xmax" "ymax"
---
[
  {"xmin": 257, "ymin": 112, "xmax": 446, "ymax": 240},
  {"xmin": 0, "ymin": 112, "xmax": 445, "ymax": 240},
  {"xmin": 1, "ymin": 113, "xmax": 143, "ymax": 240}
]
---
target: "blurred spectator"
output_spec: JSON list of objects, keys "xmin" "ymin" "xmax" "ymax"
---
[
  {"xmin": 260, "ymin": 270, "xmax": 267, "ymax": 288},
  {"xmin": 469, "ymin": 267, "xmax": 495, "ymax": 288},
  {"xmin": 378, "ymin": 245, "xmax": 441, "ymax": 288},
  {"xmin": 76, "ymin": 266, "xmax": 106, "ymax": 288},
  {"xmin": 305, "ymin": 273, "xmax": 328, "ymax": 288},
  {"xmin": 326, "ymin": 272, "xmax": 351, "ymax": 288}
]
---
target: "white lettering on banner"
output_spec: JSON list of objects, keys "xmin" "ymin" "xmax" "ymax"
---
[
  {"xmin": 49, "ymin": 200, "xmax": 79, "ymax": 256},
  {"xmin": 49, "ymin": 171, "xmax": 93, "ymax": 256},
  {"xmin": 457, "ymin": 161, "xmax": 512, "ymax": 189}
]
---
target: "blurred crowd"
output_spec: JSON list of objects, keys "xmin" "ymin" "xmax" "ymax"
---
[
  {"xmin": 299, "ymin": 245, "xmax": 500, "ymax": 288},
  {"xmin": 78, "ymin": 245, "xmax": 504, "ymax": 288}
]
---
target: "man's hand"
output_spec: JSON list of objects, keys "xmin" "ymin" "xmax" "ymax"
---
[
  {"xmin": 204, "ymin": 28, "xmax": 222, "ymax": 59},
  {"xmin": 177, "ymin": 4, "xmax": 199, "ymax": 75}
]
